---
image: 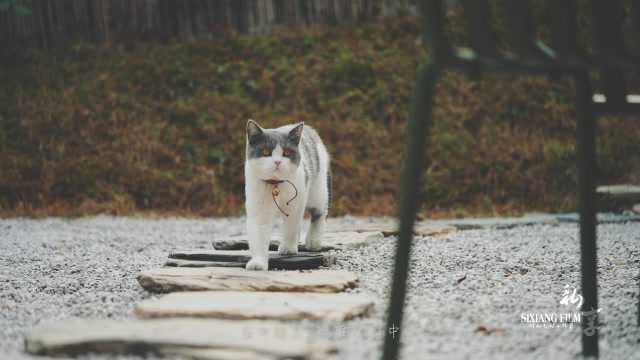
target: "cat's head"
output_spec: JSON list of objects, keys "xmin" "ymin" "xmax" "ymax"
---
[{"xmin": 245, "ymin": 119, "xmax": 304, "ymax": 180}]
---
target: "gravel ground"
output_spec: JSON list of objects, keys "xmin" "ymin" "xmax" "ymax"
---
[{"xmin": 1, "ymin": 216, "xmax": 639, "ymax": 359}]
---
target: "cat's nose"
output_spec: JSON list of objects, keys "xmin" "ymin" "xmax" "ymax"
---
[{"xmin": 274, "ymin": 160, "xmax": 282, "ymax": 167}]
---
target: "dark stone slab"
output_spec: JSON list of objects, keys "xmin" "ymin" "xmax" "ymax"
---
[
  {"xmin": 167, "ymin": 250, "xmax": 335, "ymax": 270},
  {"xmin": 212, "ymin": 232, "xmax": 383, "ymax": 252},
  {"xmin": 165, "ymin": 258, "xmax": 246, "ymax": 268}
]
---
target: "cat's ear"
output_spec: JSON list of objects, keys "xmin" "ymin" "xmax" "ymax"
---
[
  {"xmin": 246, "ymin": 119, "xmax": 263, "ymax": 143},
  {"xmin": 288, "ymin": 122, "xmax": 304, "ymax": 145}
]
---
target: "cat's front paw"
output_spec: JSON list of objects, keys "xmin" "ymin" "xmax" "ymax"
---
[
  {"xmin": 245, "ymin": 257, "xmax": 269, "ymax": 271},
  {"xmin": 304, "ymin": 239, "xmax": 323, "ymax": 252},
  {"xmin": 277, "ymin": 243, "xmax": 299, "ymax": 256}
]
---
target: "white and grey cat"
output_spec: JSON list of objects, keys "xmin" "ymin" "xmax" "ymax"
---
[{"xmin": 244, "ymin": 120, "xmax": 331, "ymax": 271}]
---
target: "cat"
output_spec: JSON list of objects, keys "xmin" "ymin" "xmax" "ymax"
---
[{"xmin": 244, "ymin": 119, "xmax": 331, "ymax": 271}]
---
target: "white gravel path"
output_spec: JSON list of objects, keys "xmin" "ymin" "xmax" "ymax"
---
[{"xmin": 1, "ymin": 216, "xmax": 639, "ymax": 359}]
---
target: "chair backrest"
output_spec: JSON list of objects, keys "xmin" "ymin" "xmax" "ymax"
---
[{"xmin": 422, "ymin": 0, "xmax": 640, "ymax": 115}]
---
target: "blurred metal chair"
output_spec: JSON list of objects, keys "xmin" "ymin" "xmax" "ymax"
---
[{"xmin": 383, "ymin": 1, "xmax": 640, "ymax": 359}]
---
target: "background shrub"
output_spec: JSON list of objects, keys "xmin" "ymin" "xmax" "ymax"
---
[{"xmin": 1, "ymin": 15, "xmax": 639, "ymax": 217}]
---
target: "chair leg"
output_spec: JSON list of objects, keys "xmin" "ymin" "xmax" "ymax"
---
[
  {"xmin": 382, "ymin": 62, "xmax": 440, "ymax": 360},
  {"xmin": 574, "ymin": 70, "xmax": 599, "ymax": 358}
]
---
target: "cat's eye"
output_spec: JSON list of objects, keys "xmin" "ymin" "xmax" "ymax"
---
[
  {"xmin": 261, "ymin": 148, "xmax": 271, "ymax": 157},
  {"xmin": 283, "ymin": 149, "xmax": 294, "ymax": 157}
]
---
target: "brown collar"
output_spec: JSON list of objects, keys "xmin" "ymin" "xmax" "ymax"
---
[{"xmin": 262, "ymin": 178, "xmax": 298, "ymax": 217}]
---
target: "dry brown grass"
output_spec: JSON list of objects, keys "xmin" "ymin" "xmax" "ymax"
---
[{"xmin": 1, "ymin": 16, "xmax": 639, "ymax": 218}]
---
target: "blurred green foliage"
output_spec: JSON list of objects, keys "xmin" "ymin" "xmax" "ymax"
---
[
  {"xmin": 0, "ymin": 0, "xmax": 31, "ymax": 16},
  {"xmin": 1, "ymin": 16, "xmax": 639, "ymax": 217}
]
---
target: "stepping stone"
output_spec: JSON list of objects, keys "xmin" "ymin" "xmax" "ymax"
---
[
  {"xmin": 413, "ymin": 223, "xmax": 458, "ymax": 236},
  {"xmin": 212, "ymin": 231, "xmax": 383, "ymax": 251},
  {"xmin": 597, "ymin": 184, "xmax": 640, "ymax": 212},
  {"xmin": 556, "ymin": 212, "xmax": 640, "ymax": 224},
  {"xmin": 597, "ymin": 184, "xmax": 640, "ymax": 198},
  {"xmin": 135, "ymin": 291, "xmax": 374, "ymax": 321},
  {"xmin": 634, "ymin": 204, "xmax": 640, "ymax": 214},
  {"xmin": 431, "ymin": 214, "xmax": 559, "ymax": 230},
  {"xmin": 25, "ymin": 318, "xmax": 335, "ymax": 360},
  {"xmin": 349, "ymin": 222, "xmax": 457, "ymax": 236},
  {"xmin": 138, "ymin": 267, "xmax": 359, "ymax": 293},
  {"xmin": 166, "ymin": 250, "xmax": 335, "ymax": 270}
]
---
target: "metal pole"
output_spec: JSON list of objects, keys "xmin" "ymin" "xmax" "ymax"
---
[
  {"xmin": 382, "ymin": 61, "xmax": 440, "ymax": 360},
  {"xmin": 574, "ymin": 70, "xmax": 599, "ymax": 358}
]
